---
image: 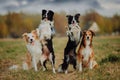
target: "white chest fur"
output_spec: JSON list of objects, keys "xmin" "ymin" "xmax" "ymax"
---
[
  {"xmin": 26, "ymin": 41, "xmax": 42, "ymax": 57},
  {"xmin": 82, "ymin": 45, "xmax": 92, "ymax": 61},
  {"xmin": 38, "ymin": 21, "xmax": 52, "ymax": 40}
]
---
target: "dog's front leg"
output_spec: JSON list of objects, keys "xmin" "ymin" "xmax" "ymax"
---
[
  {"xmin": 89, "ymin": 59, "xmax": 93, "ymax": 70},
  {"xmin": 78, "ymin": 54, "xmax": 82, "ymax": 72},
  {"xmin": 32, "ymin": 58, "xmax": 38, "ymax": 71},
  {"xmin": 78, "ymin": 61, "xmax": 82, "ymax": 72}
]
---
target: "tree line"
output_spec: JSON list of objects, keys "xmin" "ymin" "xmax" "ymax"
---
[{"xmin": 0, "ymin": 11, "xmax": 120, "ymax": 38}]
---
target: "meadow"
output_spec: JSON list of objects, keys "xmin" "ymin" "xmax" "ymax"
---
[{"xmin": 0, "ymin": 36, "xmax": 120, "ymax": 80}]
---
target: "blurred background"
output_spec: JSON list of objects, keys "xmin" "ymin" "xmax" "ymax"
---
[{"xmin": 0, "ymin": 0, "xmax": 120, "ymax": 38}]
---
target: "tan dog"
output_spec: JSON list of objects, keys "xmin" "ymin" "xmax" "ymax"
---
[{"xmin": 77, "ymin": 30, "xmax": 97, "ymax": 72}]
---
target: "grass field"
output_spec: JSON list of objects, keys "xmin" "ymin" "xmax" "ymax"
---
[{"xmin": 0, "ymin": 36, "xmax": 120, "ymax": 80}]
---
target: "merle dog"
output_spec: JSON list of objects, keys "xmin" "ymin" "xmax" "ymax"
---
[{"xmin": 58, "ymin": 14, "xmax": 82, "ymax": 74}]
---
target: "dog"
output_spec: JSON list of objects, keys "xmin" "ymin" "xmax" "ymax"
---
[
  {"xmin": 22, "ymin": 29, "xmax": 42, "ymax": 71},
  {"xmin": 58, "ymin": 13, "xmax": 82, "ymax": 74},
  {"xmin": 37, "ymin": 9, "xmax": 56, "ymax": 73},
  {"xmin": 42, "ymin": 9, "xmax": 55, "ymax": 37},
  {"xmin": 9, "ymin": 30, "xmax": 40, "ymax": 71},
  {"xmin": 77, "ymin": 30, "xmax": 98, "ymax": 72}
]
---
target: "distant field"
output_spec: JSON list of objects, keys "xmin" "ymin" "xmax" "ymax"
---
[{"xmin": 0, "ymin": 36, "xmax": 120, "ymax": 80}]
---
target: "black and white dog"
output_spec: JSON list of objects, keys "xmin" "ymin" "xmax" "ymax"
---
[
  {"xmin": 38, "ymin": 9, "xmax": 56, "ymax": 73},
  {"xmin": 58, "ymin": 14, "xmax": 82, "ymax": 74}
]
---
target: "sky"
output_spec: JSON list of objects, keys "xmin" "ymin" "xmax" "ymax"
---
[{"xmin": 0, "ymin": 0, "xmax": 120, "ymax": 17}]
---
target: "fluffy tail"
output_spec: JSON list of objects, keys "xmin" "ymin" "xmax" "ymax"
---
[
  {"xmin": 22, "ymin": 62, "xmax": 29, "ymax": 70},
  {"xmin": 9, "ymin": 52, "xmax": 32, "ymax": 70},
  {"xmin": 9, "ymin": 64, "xmax": 20, "ymax": 70},
  {"xmin": 9, "ymin": 61, "xmax": 30, "ymax": 70}
]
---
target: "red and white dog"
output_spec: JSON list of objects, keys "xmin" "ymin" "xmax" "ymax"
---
[
  {"xmin": 22, "ymin": 29, "xmax": 42, "ymax": 71},
  {"xmin": 77, "ymin": 30, "xmax": 97, "ymax": 72}
]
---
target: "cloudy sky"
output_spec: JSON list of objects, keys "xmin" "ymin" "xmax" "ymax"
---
[{"xmin": 0, "ymin": 0, "xmax": 120, "ymax": 17}]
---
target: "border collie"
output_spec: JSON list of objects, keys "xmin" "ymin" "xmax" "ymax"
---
[
  {"xmin": 77, "ymin": 30, "xmax": 98, "ymax": 72},
  {"xmin": 58, "ymin": 14, "xmax": 82, "ymax": 74},
  {"xmin": 38, "ymin": 9, "xmax": 56, "ymax": 73}
]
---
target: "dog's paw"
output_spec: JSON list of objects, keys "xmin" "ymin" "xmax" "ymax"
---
[
  {"xmin": 65, "ymin": 70, "xmax": 68, "ymax": 74},
  {"xmin": 53, "ymin": 68, "xmax": 56, "ymax": 74},
  {"xmin": 58, "ymin": 65, "xmax": 63, "ymax": 73},
  {"xmin": 43, "ymin": 68, "xmax": 46, "ymax": 71}
]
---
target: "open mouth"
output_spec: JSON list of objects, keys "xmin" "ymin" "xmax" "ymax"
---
[
  {"xmin": 72, "ymin": 23, "xmax": 76, "ymax": 26},
  {"xmin": 30, "ymin": 41, "xmax": 34, "ymax": 45},
  {"xmin": 44, "ymin": 18, "xmax": 48, "ymax": 21}
]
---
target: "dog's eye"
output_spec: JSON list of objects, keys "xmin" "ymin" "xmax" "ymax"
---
[
  {"xmin": 32, "ymin": 36, "xmax": 34, "ymax": 37},
  {"xmin": 28, "ymin": 37, "xmax": 30, "ymax": 39}
]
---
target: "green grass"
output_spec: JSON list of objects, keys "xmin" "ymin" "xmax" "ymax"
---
[{"xmin": 0, "ymin": 36, "xmax": 120, "ymax": 80}]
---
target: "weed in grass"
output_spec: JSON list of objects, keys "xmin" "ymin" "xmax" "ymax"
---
[{"xmin": 100, "ymin": 54, "xmax": 120, "ymax": 64}]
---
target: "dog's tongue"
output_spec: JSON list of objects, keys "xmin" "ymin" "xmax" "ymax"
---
[
  {"xmin": 72, "ymin": 23, "xmax": 76, "ymax": 26},
  {"xmin": 44, "ymin": 18, "xmax": 48, "ymax": 21},
  {"xmin": 31, "ymin": 42, "xmax": 34, "ymax": 45}
]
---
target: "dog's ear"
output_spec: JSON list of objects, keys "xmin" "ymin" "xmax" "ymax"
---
[
  {"xmin": 66, "ymin": 15, "xmax": 71, "ymax": 18},
  {"xmin": 82, "ymin": 30, "xmax": 86, "ymax": 35},
  {"xmin": 42, "ymin": 9, "xmax": 47, "ymax": 15},
  {"xmin": 66, "ymin": 15, "xmax": 72, "ymax": 23},
  {"xmin": 48, "ymin": 10, "xmax": 54, "ymax": 21},
  {"xmin": 89, "ymin": 30, "xmax": 95, "ymax": 36},
  {"xmin": 22, "ymin": 33, "xmax": 28, "ymax": 42},
  {"xmin": 32, "ymin": 30, "xmax": 39, "ymax": 39},
  {"xmin": 49, "ymin": 10, "xmax": 54, "ymax": 16},
  {"xmin": 75, "ymin": 13, "xmax": 80, "ymax": 23},
  {"xmin": 22, "ymin": 33, "xmax": 27, "ymax": 38},
  {"xmin": 75, "ymin": 13, "xmax": 80, "ymax": 18},
  {"xmin": 32, "ymin": 30, "xmax": 37, "ymax": 36}
]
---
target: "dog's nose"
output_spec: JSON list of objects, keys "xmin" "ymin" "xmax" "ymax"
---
[
  {"xmin": 30, "ymin": 39, "xmax": 33, "ymax": 42},
  {"xmin": 72, "ymin": 21, "xmax": 75, "ymax": 24},
  {"xmin": 87, "ymin": 36, "xmax": 89, "ymax": 40}
]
